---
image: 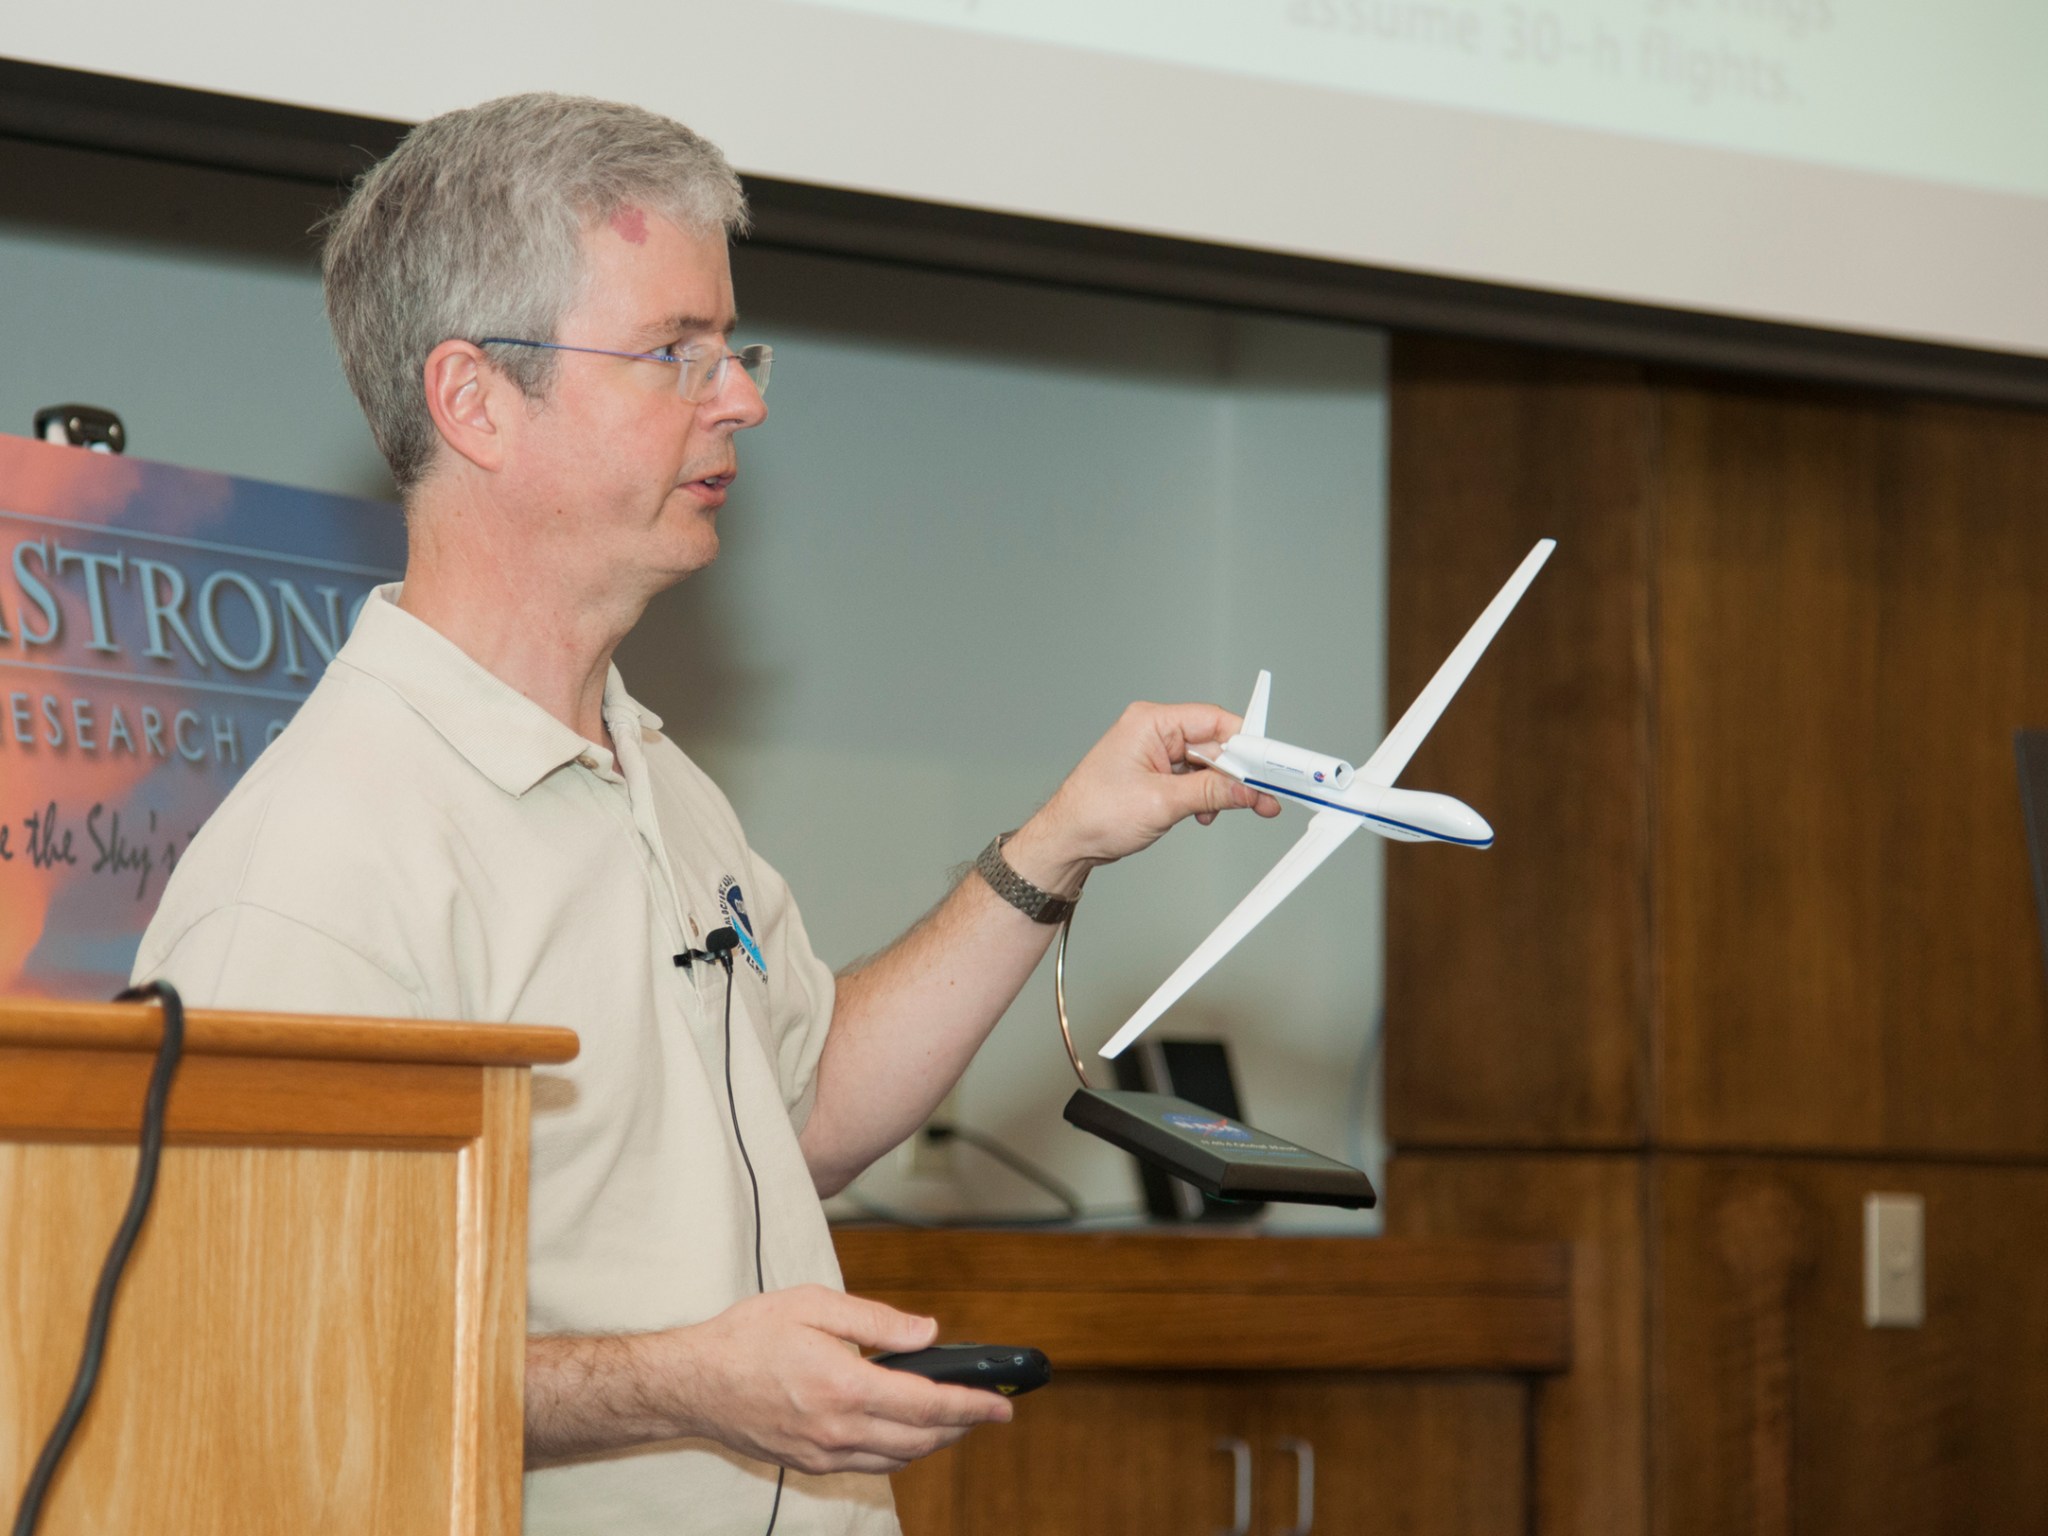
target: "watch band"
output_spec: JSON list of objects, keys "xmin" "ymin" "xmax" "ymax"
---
[{"xmin": 974, "ymin": 833, "xmax": 1080, "ymax": 925}]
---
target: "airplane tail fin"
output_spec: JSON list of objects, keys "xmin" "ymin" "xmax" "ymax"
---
[{"xmin": 1243, "ymin": 670, "xmax": 1271, "ymax": 739}]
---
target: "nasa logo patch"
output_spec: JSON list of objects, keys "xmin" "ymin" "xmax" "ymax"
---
[
  {"xmin": 1163, "ymin": 1112, "xmax": 1253, "ymax": 1142},
  {"xmin": 717, "ymin": 875, "xmax": 767, "ymax": 979}
]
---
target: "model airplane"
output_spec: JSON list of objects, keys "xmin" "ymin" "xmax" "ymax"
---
[{"xmin": 1099, "ymin": 537, "xmax": 1556, "ymax": 1060}]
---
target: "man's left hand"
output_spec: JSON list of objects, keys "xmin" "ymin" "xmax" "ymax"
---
[{"xmin": 1002, "ymin": 701, "xmax": 1282, "ymax": 896}]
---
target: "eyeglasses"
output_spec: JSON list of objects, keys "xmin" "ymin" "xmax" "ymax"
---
[{"xmin": 476, "ymin": 337, "xmax": 772, "ymax": 402}]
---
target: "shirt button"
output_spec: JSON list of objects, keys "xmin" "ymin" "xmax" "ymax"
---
[{"xmin": 577, "ymin": 752, "xmax": 599, "ymax": 770}]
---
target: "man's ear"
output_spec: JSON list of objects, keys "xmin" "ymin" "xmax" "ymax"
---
[{"xmin": 422, "ymin": 340, "xmax": 510, "ymax": 473}]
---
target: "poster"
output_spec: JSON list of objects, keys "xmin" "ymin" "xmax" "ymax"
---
[{"xmin": 0, "ymin": 434, "xmax": 403, "ymax": 998}]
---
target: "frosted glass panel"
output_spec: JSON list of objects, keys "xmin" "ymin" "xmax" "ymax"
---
[{"xmin": 0, "ymin": 143, "xmax": 391, "ymax": 503}]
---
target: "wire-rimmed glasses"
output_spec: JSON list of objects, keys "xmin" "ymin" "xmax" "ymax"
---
[{"xmin": 476, "ymin": 337, "xmax": 772, "ymax": 401}]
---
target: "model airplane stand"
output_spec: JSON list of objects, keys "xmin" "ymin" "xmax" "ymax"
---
[
  {"xmin": 1051, "ymin": 919, "xmax": 1378, "ymax": 1210},
  {"xmin": 1062, "ymin": 1085, "xmax": 1377, "ymax": 1209}
]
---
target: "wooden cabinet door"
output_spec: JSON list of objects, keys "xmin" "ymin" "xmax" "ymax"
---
[
  {"xmin": 894, "ymin": 1370, "xmax": 1534, "ymax": 1536},
  {"xmin": 896, "ymin": 1371, "xmax": 1251, "ymax": 1536},
  {"xmin": 1253, "ymin": 1375, "xmax": 1530, "ymax": 1536}
]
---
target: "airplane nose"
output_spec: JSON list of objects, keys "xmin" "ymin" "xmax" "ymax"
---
[
  {"xmin": 1426, "ymin": 792, "xmax": 1492, "ymax": 847},
  {"xmin": 1443, "ymin": 796, "xmax": 1494, "ymax": 847}
]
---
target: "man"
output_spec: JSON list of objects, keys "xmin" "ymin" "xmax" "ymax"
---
[{"xmin": 134, "ymin": 93, "xmax": 1276, "ymax": 1534}]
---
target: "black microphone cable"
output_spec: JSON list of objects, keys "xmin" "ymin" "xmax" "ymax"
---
[
  {"xmin": 692, "ymin": 927, "xmax": 787, "ymax": 1536},
  {"xmin": 10, "ymin": 981, "xmax": 185, "ymax": 1536}
]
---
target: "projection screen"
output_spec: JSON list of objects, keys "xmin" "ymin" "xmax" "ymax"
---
[{"xmin": 7, "ymin": 0, "xmax": 2046, "ymax": 357}]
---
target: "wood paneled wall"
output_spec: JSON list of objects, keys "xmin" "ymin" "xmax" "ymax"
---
[
  {"xmin": 1657, "ymin": 388, "xmax": 2048, "ymax": 1155},
  {"xmin": 1383, "ymin": 336, "xmax": 2048, "ymax": 1535},
  {"xmin": 1386, "ymin": 343, "xmax": 1655, "ymax": 1150},
  {"xmin": 1654, "ymin": 1156, "xmax": 2048, "ymax": 1535},
  {"xmin": 1384, "ymin": 1153, "xmax": 1648, "ymax": 1536}
]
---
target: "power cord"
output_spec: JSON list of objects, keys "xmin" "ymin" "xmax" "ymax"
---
[
  {"xmin": 839, "ymin": 1123, "xmax": 1097, "ymax": 1229},
  {"xmin": 10, "ymin": 981, "xmax": 185, "ymax": 1536},
  {"xmin": 923, "ymin": 1124, "xmax": 1085, "ymax": 1222}
]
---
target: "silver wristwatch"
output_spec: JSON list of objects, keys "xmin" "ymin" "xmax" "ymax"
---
[{"xmin": 974, "ymin": 833, "xmax": 1080, "ymax": 925}]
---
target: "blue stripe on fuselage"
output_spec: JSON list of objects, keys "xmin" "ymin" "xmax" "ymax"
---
[{"xmin": 1244, "ymin": 777, "xmax": 1493, "ymax": 848}]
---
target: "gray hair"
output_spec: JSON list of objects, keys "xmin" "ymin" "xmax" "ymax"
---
[{"xmin": 322, "ymin": 93, "xmax": 749, "ymax": 494}]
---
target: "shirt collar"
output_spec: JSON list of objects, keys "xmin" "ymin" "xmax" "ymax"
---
[{"xmin": 335, "ymin": 585, "xmax": 665, "ymax": 798}]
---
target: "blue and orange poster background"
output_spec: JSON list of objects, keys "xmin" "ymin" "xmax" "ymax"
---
[{"xmin": 0, "ymin": 434, "xmax": 402, "ymax": 997}]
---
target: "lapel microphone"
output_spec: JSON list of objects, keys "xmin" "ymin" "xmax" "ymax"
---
[{"xmin": 674, "ymin": 926, "xmax": 740, "ymax": 971}]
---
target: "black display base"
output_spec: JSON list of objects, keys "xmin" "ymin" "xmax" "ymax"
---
[{"xmin": 1062, "ymin": 1088, "xmax": 1377, "ymax": 1210}]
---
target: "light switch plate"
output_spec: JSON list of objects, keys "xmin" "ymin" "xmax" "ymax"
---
[{"xmin": 1863, "ymin": 1193, "xmax": 1925, "ymax": 1328}]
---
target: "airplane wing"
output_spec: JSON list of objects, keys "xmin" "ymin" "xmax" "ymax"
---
[
  {"xmin": 1099, "ymin": 810, "xmax": 1362, "ymax": 1058},
  {"xmin": 1356, "ymin": 538, "xmax": 1554, "ymax": 788}
]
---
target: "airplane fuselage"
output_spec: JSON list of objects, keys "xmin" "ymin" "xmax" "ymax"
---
[
  {"xmin": 1233, "ymin": 736, "xmax": 1355, "ymax": 792},
  {"xmin": 1211, "ymin": 742, "xmax": 1493, "ymax": 847}
]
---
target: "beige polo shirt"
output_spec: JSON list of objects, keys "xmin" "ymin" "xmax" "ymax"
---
[{"xmin": 134, "ymin": 588, "xmax": 898, "ymax": 1536}]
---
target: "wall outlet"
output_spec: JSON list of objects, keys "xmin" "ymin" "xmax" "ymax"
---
[
  {"xmin": 906, "ymin": 1087, "xmax": 961, "ymax": 1177},
  {"xmin": 1863, "ymin": 1192, "xmax": 1925, "ymax": 1328}
]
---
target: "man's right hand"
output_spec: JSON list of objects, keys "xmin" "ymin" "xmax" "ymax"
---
[
  {"xmin": 526, "ymin": 1285, "xmax": 1013, "ymax": 1472},
  {"xmin": 667, "ymin": 1285, "xmax": 1013, "ymax": 1474}
]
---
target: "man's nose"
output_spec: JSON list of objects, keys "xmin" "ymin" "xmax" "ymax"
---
[{"xmin": 707, "ymin": 366, "xmax": 768, "ymax": 431}]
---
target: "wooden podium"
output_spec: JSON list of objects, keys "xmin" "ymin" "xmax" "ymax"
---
[{"xmin": 0, "ymin": 997, "xmax": 577, "ymax": 1535}]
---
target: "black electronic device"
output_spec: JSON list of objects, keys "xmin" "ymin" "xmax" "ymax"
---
[
  {"xmin": 871, "ymin": 1343, "xmax": 1052, "ymax": 1397},
  {"xmin": 1063, "ymin": 1087, "xmax": 1377, "ymax": 1210},
  {"xmin": 1112, "ymin": 1038, "xmax": 1265, "ymax": 1221},
  {"xmin": 33, "ymin": 403, "xmax": 125, "ymax": 454},
  {"xmin": 2017, "ymin": 732, "xmax": 2048, "ymax": 992}
]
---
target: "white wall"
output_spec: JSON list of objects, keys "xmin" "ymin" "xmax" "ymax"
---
[{"xmin": 14, "ymin": 3, "xmax": 2048, "ymax": 355}]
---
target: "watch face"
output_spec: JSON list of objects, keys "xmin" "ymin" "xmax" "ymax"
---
[{"xmin": 1026, "ymin": 888, "xmax": 1073, "ymax": 923}]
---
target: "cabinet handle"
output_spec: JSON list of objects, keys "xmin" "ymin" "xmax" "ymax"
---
[
  {"xmin": 1213, "ymin": 1436, "xmax": 1252, "ymax": 1536},
  {"xmin": 1274, "ymin": 1437, "xmax": 1315, "ymax": 1536}
]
